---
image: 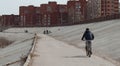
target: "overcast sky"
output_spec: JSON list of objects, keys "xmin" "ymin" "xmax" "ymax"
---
[
  {"xmin": 0, "ymin": 0, "xmax": 119, "ymax": 15},
  {"xmin": 0, "ymin": 0, "xmax": 67, "ymax": 15}
]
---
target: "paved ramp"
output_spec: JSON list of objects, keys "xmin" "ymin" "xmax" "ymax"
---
[
  {"xmin": 48, "ymin": 19, "xmax": 120, "ymax": 64},
  {"xmin": 30, "ymin": 34, "xmax": 116, "ymax": 66}
]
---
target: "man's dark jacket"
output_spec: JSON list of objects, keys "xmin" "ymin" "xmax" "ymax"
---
[{"xmin": 81, "ymin": 30, "xmax": 94, "ymax": 40}]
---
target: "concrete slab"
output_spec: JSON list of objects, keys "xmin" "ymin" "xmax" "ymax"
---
[{"xmin": 30, "ymin": 34, "xmax": 116, "ymax": 66}]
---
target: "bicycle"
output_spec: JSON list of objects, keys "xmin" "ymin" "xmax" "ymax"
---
[{"xmin": 85, "ymin": 40, "xmax": 92, "ymax": 57}]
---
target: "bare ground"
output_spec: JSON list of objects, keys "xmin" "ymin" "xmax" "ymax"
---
[{"xmin": 0, "ymin": 37, "xmax": 13, "ymax": 48}]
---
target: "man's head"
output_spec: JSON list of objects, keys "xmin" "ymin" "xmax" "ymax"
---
[{"xmin": 86, "ymin": 28, "xmax": 89, "ymax": 31}]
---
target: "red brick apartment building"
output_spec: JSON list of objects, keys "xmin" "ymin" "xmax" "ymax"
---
[
  {"xmin": 0, "ymin": 16, "xmax": 2, "ymax": 26},
  {"xmin": 19, "ymin": 2, "xmax": 68, "ymax": 26},
  {"xmin": 1, "ymin": 0, "xmax": 119, "ymax": 27},
  {"xmin": 2, "ymin": 15, "xmax": 20, "ymax": 26},
  {"xmin": 87, "ymin": 0, "xmax": 119, "ymax": 19},
  {"xmin": 20, "ymin": 5, "xmax": 41, "ymax": 26},
  {"xmin": 119, "ymin": 3, "xmax": 120, "ymax": 13},
  {"xmin": 119, "ymin": 3, "xmax": 120, "ymax": 12},
  {"xmin": 101, "ymin": 0, "xmax": 119, "ymax": 16},
  {"xmin": 40, "ymin": 2, "xmax": 60, "ymax": 26},
  {"xmin": 67, "ymin": 0, "xmax": 87, "ymax": 24},
  {"xmin": 58, "ymin": 4, "xmax": 68, "ymax": 25},
  {"xmin": 18, "ymin": 0, "xmax": 86, "ymax": 26}
]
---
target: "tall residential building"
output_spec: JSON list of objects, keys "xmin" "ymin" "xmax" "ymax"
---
[
  {"xmin": 40, "ymin": 2, "xmax": 60, "ymax": 26},
  {"xmin": 87, "ymin": 0, "xmax": 119, "ymax": 19},
  {"xmin": 67, "ymin": 0, "xmax": 86, "ymax": 24},
  {"xmin": 19, "ymin": 5, "xmax": 41, "ymax": 26},
  {"xmin": 2, "ymin": 15, "xmax": 20, "ymax": 26},
  {"xmin": 0, "ymin": 16, "xmax": 2, "ymax": 26},
  {"xmin": 119, "ymin": 3, "xmax": 120, "ymax": 13},
  {"xmin": 58, "ymin": 5, "xmax": 68, "ymax": 24},
  {"xmin": 101, "ymin": 0, "xmax": 119, "ymax": 16},
  {"xmin": 40, "ymin": 2, "xmax": 67, "ymax": 26},
  {"xmin": 1, "ymin": 0, "xmax": 119, "ymax": 27},
  {"xmin": 19, "ymin": 1, "xmax": 67, "ymax": 26},
  {"xmin": 87, "ymin": 0, "xmax": 101, "ymax": 19},
  {"xmin": 113, "ymin": 0, "xmax": 119, "ymax": 14}
]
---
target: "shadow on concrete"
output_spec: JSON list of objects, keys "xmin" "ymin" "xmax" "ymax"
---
[{"xmin": 64, "ymin": 55, "xmax": 88, "ymax": 58}]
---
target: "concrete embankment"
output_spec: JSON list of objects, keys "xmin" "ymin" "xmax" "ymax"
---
[
  {"xmin": 23, "ymin": 33, "xmax": 38, "ymax": 66},
  {"xmin": 24, "ymin": 34, "xmax": 116, "ymax": 66}
]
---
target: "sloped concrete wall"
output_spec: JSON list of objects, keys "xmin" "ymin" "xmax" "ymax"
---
[{"xmin": 48, "ymin": 19, "xmax": 120, "ymax": 64}]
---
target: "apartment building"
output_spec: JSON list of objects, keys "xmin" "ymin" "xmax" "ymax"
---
[
  {"xmin": 19, "ymin": 2, "xmax": 68, "ymax": 26},
  {"xmin": 2, "ymin": 15, "xmax": 20, "ymax": 26},
  {"xmin": 40, "ymin": 2, "xmax": 59, "ymax": 26},
  {"xmin": 40, "ymin": 2, "xmax": 68, "ymax": 26},
  {"xmin": 0, "ymin": 16, "xmax": 2, "ymax": 26},
  {"xmin": 1, "ymin": 0, "xmax": 119, "ymax": 27},
  {"xmin": 87, "ymin": 0, "xmax": 119, "ymax": 19},
  {"xmin": 119, "ymin": 3, "xmax": 120, "ymax": 13},
  {"xmin": 101, "ymin": 0, "xmax": 119, "ymax": 16},
  {"xmin": 58, "ymin": 5, "xmax": 68, "ymax": 24},
  {"xmin": 19, "ymin": 5, "xmax": 41, "ymax": 26},
  {"xmin": 67, "ymin": 0, "xmax": 87, "ymax": 24},
  {"xmin": 87, "ymin": 0, "xmax": 101, "ymax": 19}
]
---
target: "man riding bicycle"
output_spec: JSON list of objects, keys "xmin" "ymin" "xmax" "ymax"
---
[{"xmin": 81, "ymin": 28, "xmax": 94, "ymax": 57}]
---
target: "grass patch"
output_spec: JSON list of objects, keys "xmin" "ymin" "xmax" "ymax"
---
[{"xmin": 0, "ymin": 37, "xmax": 13, "ymax": 48}]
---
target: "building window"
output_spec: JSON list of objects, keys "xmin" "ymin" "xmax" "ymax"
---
[
  {"xmin": 107, "ymin": 9, "xmax": 110, "ymax": 11},
  {"xmin": 60, "ymin": 7, "xmax": 65, "ymax": 13},
  {"xmin": 48, "ymin": 15, "xmax": 50, "ymax": 23},
  {"xmin": 24, "ymin": 10, "xmax": 28, "ymax": 14},
  {"xmin": 111, "ymin": 5, "xmax": 114, "ymax": 7},
  {"xmin": 47, "ymin": 6, "xmax": 52, "ymax": 12},
  {"xmin": 107, "ymin": 1, "xmax": 110, "ymax": 3},
  {"xmin": 48, "ymin": 22, "xmax": 50, "ymax": 25},
  {"xmin": 107, "ymin": 5, "xmax": 110, "ymax": 7},
  {"xmin": 36, "ymin": 10, "xmax": 40, "ymax": 14},
  {"xmin": 101, "ymin": 11, "xmax": 104, "ymax": 13},
  {"xmin": 75, "ymin": 3, "xmax": 81, "ymax": 9}
]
